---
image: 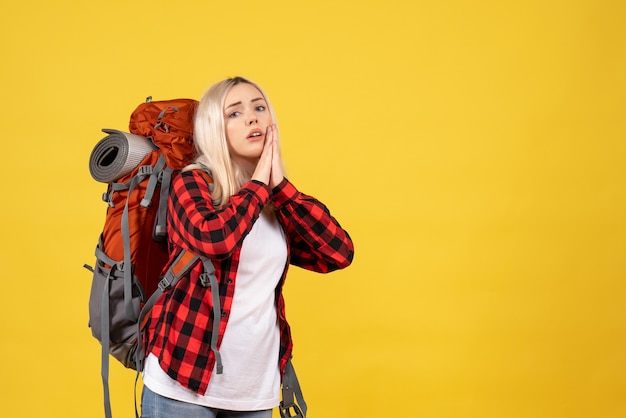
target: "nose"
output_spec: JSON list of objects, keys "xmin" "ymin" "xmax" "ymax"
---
[{"xmin": 246, "ymin": 114, "xmax": 258, "ymax": 126}]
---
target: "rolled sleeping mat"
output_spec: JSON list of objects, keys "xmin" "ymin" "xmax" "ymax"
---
[{"xmin": 89, "ymin": 129, "xmax": 157, "ymax": 183}]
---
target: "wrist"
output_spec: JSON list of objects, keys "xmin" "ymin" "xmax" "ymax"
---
[{"xmin": 271, "ymin": 178, "xmax": 296, "ymax": 205}]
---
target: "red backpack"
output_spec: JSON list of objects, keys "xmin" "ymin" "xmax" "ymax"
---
[{"xmin": 85, "ymin": 97, "xmax": 213, "ymax": 418}]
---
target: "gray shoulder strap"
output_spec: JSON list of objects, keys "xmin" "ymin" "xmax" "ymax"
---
[
  {"xmin": 154, "ymin": 166, "xmax": 173, "ymax": 240},
  {"xmin": 200, "ymin": 258, "xmax": 223, "ymax": 374},
  {"xmin": 280, "ymin": 358, "xmax": 307, "ymax": 418}
]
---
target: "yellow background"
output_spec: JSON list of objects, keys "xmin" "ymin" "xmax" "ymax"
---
[{"xmin": 1, "ymin": 1, "xmax": 625, "ymax": 417}]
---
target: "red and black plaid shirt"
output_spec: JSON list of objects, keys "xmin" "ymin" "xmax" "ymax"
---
[{"xmin": 145, "ymin": 170, "xmax": 354, "ymax": 395}]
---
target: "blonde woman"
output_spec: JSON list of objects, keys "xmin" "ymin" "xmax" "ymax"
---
[{"xmin": 141, "ymin": 76, "xmax": 354, "ymax": 418}]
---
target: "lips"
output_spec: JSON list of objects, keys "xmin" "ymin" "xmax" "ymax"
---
[{"xmin": 247, "ymin": 128, "xmax": 264, "ymax": 140}]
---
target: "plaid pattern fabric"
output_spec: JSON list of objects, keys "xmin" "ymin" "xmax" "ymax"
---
[{"xmin": 146, "ymin": 170, "xmax": 354, "ymax": 395}]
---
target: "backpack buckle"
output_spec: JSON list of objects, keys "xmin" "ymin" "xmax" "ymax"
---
[
  {"xmin": 102, "ymin": 192, "xmax": 114, "ymax": 207},
  {"xmin": 279, "ymin": 402, "xmax": 304, "ymax": 418},
  {"xmin": 199, "ymin": 272, "xmax": 212, "ymax": 288},
  {"xmin": 158, "ymin": 274, "xmax": 173, "ymax": 291},
  {"xmin": 138, "ymin": 165, "xmax": 153, "ymax": 176}
]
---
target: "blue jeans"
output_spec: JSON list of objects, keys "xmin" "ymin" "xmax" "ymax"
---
[{"xmin": 141, "ymin": 386, "xmax": 273, "ymax": 418}]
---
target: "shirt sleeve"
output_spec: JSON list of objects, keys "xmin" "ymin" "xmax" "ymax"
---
[
  {"xmin": 168, "ymin": 170, "xmax": 272, "ymax": 259},
  {"xmin": 272, "ymin": 178, "xmax": 355, "ymax": 273}
]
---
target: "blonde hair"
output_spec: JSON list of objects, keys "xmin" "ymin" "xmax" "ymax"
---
[{"xmin": 188, "ymin": 76, "xmax": 277, "ymax": 207}]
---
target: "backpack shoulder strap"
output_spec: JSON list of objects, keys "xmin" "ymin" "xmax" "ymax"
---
[
  {"xmin": 135, "ymin": 248, "xmax": 201, "ymax": 368},
  {"xmin": 280, "ymin": 358, "xmax": 308, "ymax": 418},
  {"xmin": 196, "ymin": 163, "xmax": 215, "ymax": 190},
  {"xmin": 134, "ymin": 253, "xmax": 222, "ymax": 373}
]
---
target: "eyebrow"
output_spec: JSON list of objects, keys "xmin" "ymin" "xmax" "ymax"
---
[{"xmin": 225, "ymin": 97, "xmax": 265, "ymax": 110}]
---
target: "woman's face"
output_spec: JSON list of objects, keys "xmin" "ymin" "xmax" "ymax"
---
[{"xmin": 223, "ymin": 82, "xmax": 272, "ymax": 165}]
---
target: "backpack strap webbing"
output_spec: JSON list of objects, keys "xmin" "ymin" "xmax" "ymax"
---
[
  {"xmin": 98, "ymin": 260, "xmax": 119, "ymax": 418},
  {"xmin": 280, "ymin": 358, "xmax": 308, "ymax": 418},
  {"xmin": 121, "ymin": 154, "xmax": 167, "ymax": 321},
  {"xmin": 90, "ymin": 237, "xmax": 126, "ymax": 418},
  {"xmin": 153, "ymin": 166, "xmax": 173, "ymax": 240},
  {"xmin": 200, "ymin": 257, "xmax": 223, "ymax": 374}
]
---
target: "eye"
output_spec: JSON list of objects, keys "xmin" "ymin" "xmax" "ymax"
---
[
  {"xmin": 228, "ymin": 111, "xmax": 241, "ymax": 118},
  {"xmin": 255, "ymin": 105, "xmax": 266, "ymax": 112}
]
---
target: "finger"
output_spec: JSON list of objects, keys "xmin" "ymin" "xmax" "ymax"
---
[
  {"xmin": 262, "ymin": 126, "xmax": 273, "ymax": 154},
  {"xmin": 269, "ymin": 125, "xmax": 285, "ymax": 188},
  {"xmin": 268, "ymin": 125, "xmax": 277, "ymax": 156},
  {"xmin": 271, "ymin": 124, "xmax": 279, "ymax": 147}
]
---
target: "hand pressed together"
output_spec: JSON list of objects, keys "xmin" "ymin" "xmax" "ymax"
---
[{"xmin": 251, "ymin": 124, "xmax": 284, "ymax": 188}]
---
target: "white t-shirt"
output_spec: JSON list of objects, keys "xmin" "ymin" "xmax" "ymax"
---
[{"xmin": 143, "ymin": 210, "xmax": 287, "ymax": 410}]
